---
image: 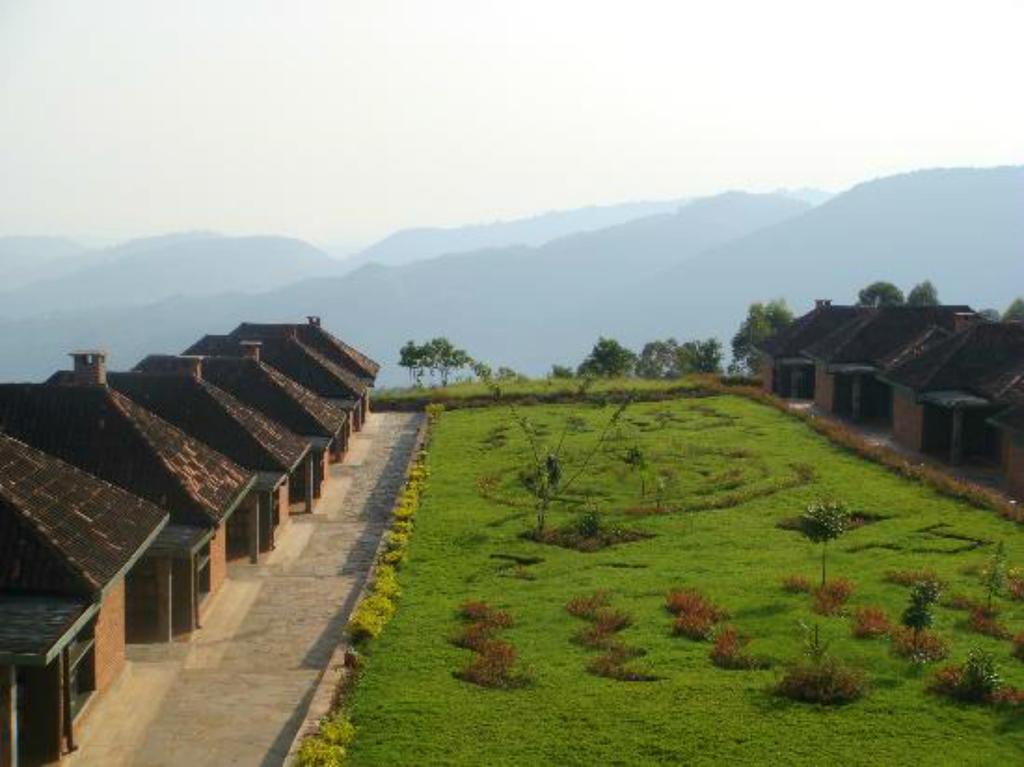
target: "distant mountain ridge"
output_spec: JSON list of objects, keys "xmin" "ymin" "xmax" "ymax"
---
[
  {"xmin": 339, "ymin": 198, "xmax": 693, "ymax": 272},
  {"xmin": 0, "ymin": 232, "xmax": 343, "ymax": 318},
  {"xmin": 0, "ymin": 167, "xmax": 1017, "ymax": 386}
]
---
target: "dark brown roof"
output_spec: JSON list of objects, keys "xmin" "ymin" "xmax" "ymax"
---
[
  {"xmin": 991, "ymin": 404, "xmax": 1024, "ymax": 435},
  {"xmin": 0, "ymin": 595, "xmax": 92, "ymax": 661},
  {"xmin": 759, "ymin": 304, "xmax": 869, "ymax": 359},
  {"xmin": 803, "ymin": 306, "xmax": 974, "ymax": 368},
  {"xmin": 881, "ymin": 322, "xmax": 1024, "ymax": 403},
  {"xmin": 0, "ymin": 384, "xmax": 254, "ymax": 528},
  {"xmin": 169, "ymin": 355, "xmax": 348, "ymax": 440},
  {"xmin": 185, "ymin": 334, "xmax": 364, "ymax": 402},
  {"xmin": 0, "ymin": 432, "xmax": 167, "ymax": 595},
  {"xmin": 109, "ymin": 371, "xmax": 309, "ymax": 474},
  {"xmin": 231, "ymin": 321, "xmax": 380, "ymax": 382}
]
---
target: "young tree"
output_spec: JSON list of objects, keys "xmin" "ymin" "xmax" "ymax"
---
[
  {"xmin": 907, "ymin": 280, "xmax": 940, "ymax": 306},
  {"xmin": 398, "ymin": 340, "xmax": 426, "ymax": 385},
  {"xmin": 902, "ymin": 579, "xmax": 941, "ymax": 654},
  {"xmin": 623, "ymin": 445, "xmax": 649, "ymax": 496},
  {"xmin": 800, "ymin": 499, "xmax": 851, "ymax": 586},
  {"xmin": 730, "ymin": 300, "xmax": 793, "ymax": 374},
  {"xmin": 424, "ymin": 337, "xmax": 471, "ymax": 386},
  {"xmin": 981, "ymin": 541, "xmax": 1007, "ymax": 612},
  {"xmin": 550, "ymin": 364, "xmax": 575, "ymax": 379},
  {"xmin": 1004, "ymin": 298, "xmax": 1024, "ymax": 322},
  {"xmin": 577, "ymin": 337, "xmax": 637, "ymax": 378},
  {"xmin": 636, "ymin": 339, "xmax": 680, "ymax": 379},
  {"xmin": 678, "ymin": 338, "xmax": 723, "ymax": 374},
  {"xmin": 857, "ymin": 281, "xmax": 905, "ymax": 307},
  {"xmin": 471, "ymin": 360, "xmax": 493, "ymax": 382},
  {"xmin": 508, "ymin": 399, "xmax": 630, "ymax": 534}
]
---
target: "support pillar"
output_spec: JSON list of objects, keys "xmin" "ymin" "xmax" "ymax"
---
[
  {"xmin": 950, "ymin": 407, "xmax": 965, "ymax": 465},
  {"xmin": 261, "ymin": 490, "xmax": 274, "ymax": 551},
  {"xmin": 1, "ymin": 665, "xmax": 16, "ymax": 767},
  {"xmin": 304, "ymin": 454, "xmax": 314, "ymax": 514},
  {"xmin": 248, "ymin": 497, "xmax": 260, "ymax": 564},
  {"xmin": 155, "ymin": 557, "xmax": 173, "ymax": 643},
  {"xmin": 60, "ymin": 649, "xmax": 74, "ymax": 755}
]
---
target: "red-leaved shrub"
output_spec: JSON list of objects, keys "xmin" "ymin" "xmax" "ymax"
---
[
  {"xmin": 884, "ymin": 569, "xmax": 943, "ymax": 588},
  {"xmin": 457, "ymin": 639, "xmax": 522, "ymax": 688},
  {"xmin": 851, "ymin": 606, "xmax": 891, "ymax": 639},
  {"xmin": 781, "ymin": 574, "xmax": 812, "ymax": 594},
  {"xmin": 587, "ymin": 644, "xmax": 659, "ymax": 682},
  {"xmin": 565, "ymin": 591, "xmax": 610, "ymax": 620},
  {"xmin": 774, "ymin": 658, "xmax": 866, "ymax": 705},
  {"xmin": 710, "ymin": 626, "xmax": 769, "ymax": 670},
  {"xmin": 812, "ymin": 578, "xmax": 855, "ymax": 616},
  {"xmin": 1013, "ymin": 632, "xmax": 1024, "ymax": 662},
  {"xmin": 967, "ymin": 608, "xmax": 1010, "ymax": 639},
  {"xmin": 459, "ymin": 600, "xmax": 493, "ymax": 621},
  {"xmin": 667, "ymin": 588, "xmax": 729, "ymax": 641},
  {"xmin": 890, "ymin": 627, "xmax": 949, "ymax": 663},
  {"xmin": 944, "ymin": 593, "xmax": 984, "ymax": 612}
]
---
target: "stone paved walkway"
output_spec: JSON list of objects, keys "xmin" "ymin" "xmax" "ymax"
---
[{"xmin": 69, "ymin": 412, "xmax": 424, "ymax": 767}]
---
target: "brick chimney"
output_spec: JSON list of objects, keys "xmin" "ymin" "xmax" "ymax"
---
[
  {"xmin": 953, "ymin": 312, "xmax": 978, "ymax": 334},
  {"xmin": 70, "ymin": 350, "xmax": 107, "ymax": 386},
  {"xmin": 307, "ymin": 315, "xmax": 321, "ymax": 327},
  {"xmin": 240, "ymin": 340, "xmax": 262, "ymax": 363},
  {"xmin": 815, "ymin": 299, "xmax": 832, "ymax": 310}
]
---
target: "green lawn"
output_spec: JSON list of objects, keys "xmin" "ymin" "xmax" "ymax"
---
[{"xmin": 347, "ymin": 396, "xmax": 1024, "ymax": 765}]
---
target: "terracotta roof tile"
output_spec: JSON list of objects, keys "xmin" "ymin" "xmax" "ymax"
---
[{"xmin": 0, "ymin": 432, "xmax": 167, "ymax": 595}]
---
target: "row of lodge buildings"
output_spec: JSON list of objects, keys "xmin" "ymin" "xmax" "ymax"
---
[
  {"xmin": 759, "ymin": 302, "xmax": 1024, "ymax": 498},
  {"xmin": 0, "ymin": 317, "xmax": 378, "ymax": 767}
]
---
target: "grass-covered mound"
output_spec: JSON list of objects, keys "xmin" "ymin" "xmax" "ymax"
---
[{"xmin": 344, "ymin": 396, "xmax": 1024, "ymax": 765}]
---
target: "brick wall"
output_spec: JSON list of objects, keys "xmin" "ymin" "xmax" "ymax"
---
[
  {"xmin": 208, "ymin": 521, "xmax": 227, "ymax": 596},
  {"xmin": 277, "ymin": 479, "xmax": 290, "ymax": 529},
  {"xmin": 892, "ymin": 389, "xmax": 925, "ymax": 451},
  {"xmin": 93, "ymin": 580, "xmax": 126, "ymax": 693},
  {"xmin": 760, "ymin": 357, "xmax": 774, "ymax": 393},
  {"xmin": 813, "ymin": 363, "xmax": 834, "ymax": 413},
  {"xmin": 1005, "ymin": 432, "xmax": 1024, "ymax": 500}
]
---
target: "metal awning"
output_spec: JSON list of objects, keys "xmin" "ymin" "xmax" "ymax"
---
[
  {"xmin": 920, "ymin": 390, "xmax": 992, "ymax": 409},
  {"xmin": 255, "ymin": 470, "xmax": 288, "ymax": 492},
  {"xmin": 145, "ymin": 523, "xmax": 213, "ymax": 558},
  {"xmin": 777, "ymin": 357, "xmax": 813, "ymax": 366},
  {"xmin": 827, "ymin": 363, "xmax": 877, "ymax": 374},
  {"xmin": 0, "ymin": 596, "xmax": 97, "ymax": 666}
]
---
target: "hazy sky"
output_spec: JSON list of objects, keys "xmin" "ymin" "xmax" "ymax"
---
[{"xmin": 1, "ymin": 0, "xmax": 1021, "ymax": 245}]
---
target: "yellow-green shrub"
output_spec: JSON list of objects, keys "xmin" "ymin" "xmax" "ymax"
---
[
  {"xmin": 296, "ymin": 713, "xmax": 354, "ymax": 766},
  {"xmin": 373, "ymin": 565, "xmax": 401, "ymax": 599},
  {"xmin": 347, "ymin": 592, "xmax": 396, "ymax": 641}
]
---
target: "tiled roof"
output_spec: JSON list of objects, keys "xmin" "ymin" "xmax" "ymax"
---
[
  {"xmin": 759, "ymin": 305, "xmax": 869, "ymax": 359},
  {"xmin": 0, "ymin": 432, "xmax": 167, "ymax": 595},
  {"xmin": 110, "ymin": 371, "xmax": 308, "ymax": 474},
  {"xmin": 232, "ymin": 321, "xmax": 380, "ymax": 381},
  {"xmin": 882, "ymin": 322, "xmax": 1024, "ymax": 403},
  {"xmin": 0, "ymin": 384, "xmax": 254, "ymax": 528},
  {"xmin": 803, "ymin": 306, "xmax": 974, "ymax": 368},
  {"xmin": 180, "ymin": 356, "xmax": 348, "ymax": 439},
  {"xmin": 185, "ymin": 334, "xmax": 364, "ymax": 401},
  {"xmin": 991, "ymin": 404, "xmax": 1024, "ymax": 435},
  {"xmin": 0, "ymin": 595, "xmax": 91, "ymax": 660}
]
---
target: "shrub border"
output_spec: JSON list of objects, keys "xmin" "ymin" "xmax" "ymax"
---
[{"xmin": 287, "ymin": 408, "xmax": 437, "ymax": 765}]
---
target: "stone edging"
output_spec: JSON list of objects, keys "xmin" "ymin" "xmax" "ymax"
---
[{"xmin": 284, "ymin": 417, "xmax": 430, "ymax": 765}]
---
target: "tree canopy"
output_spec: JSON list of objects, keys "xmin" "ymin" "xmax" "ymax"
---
[
  {"xmin": 577, "ymin": 337, "xmax": 637, "ymax": 378},
  {"xmin": 730, "ymin": 299, "xmax": 793, "ymax": 375},
  {"xmin": 857, "ymin": 281, "xmax": 905, "ymax": 307},
  {"xmin": 1005, "ymin": 298, "xmax": 1024, "ymax": 322},
  {"xmin": 398, "ymin": 337, "xmax": 473, "ymax": 386},
  {"xmin": 636, "ymin": 339, "xmax": 680, "ymax": 379},
  {"xmin": 677, "ymin": 338, "xmax": 723, "ymax": 374},
  {"xmin": 906, "ymin": 280, "xmax": 940, "ymax": 306}
]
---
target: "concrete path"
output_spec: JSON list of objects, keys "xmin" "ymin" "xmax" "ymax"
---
[{"xmin": 69, "ymin": 412, "xmax": 424, "ymax": 767}]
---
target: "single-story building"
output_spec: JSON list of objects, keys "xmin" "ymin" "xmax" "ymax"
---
[
  {"xmin": 880, "ymin": 322, "xmax": 1024, "ymax": 467},
  {"xmin": 990, "ymin": 406, "xmax": 1024, "ymax": 499},
  {"xmin": 0, "ymin": 352, "xmax": 255, "ymax": 643},
  {"xmin": 0, "ymin": 432, "xmax": 167, "ymax": 766},
  {"xmin": 171, "ymin": 352, "xmax": 350, "ymax": 509},
  {"xmin": 106, "ymin": 358, "xmax": 311, "ymax": 563},
  {"xmin": 802, "ymin": 305, "xmax": 975, "ymax": 423},
  {"xmin": 757, "ymin": 301, "xmax": 869, "ymax": 400}
]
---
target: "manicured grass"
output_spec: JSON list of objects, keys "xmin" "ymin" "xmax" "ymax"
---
[
  {"xmin": 347, "ymin": 396, "xmax": 1024, "ymax": 765},
  {"xmin": 375, "ymin": 376, "xmax": 709, "ymax": 405}
]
